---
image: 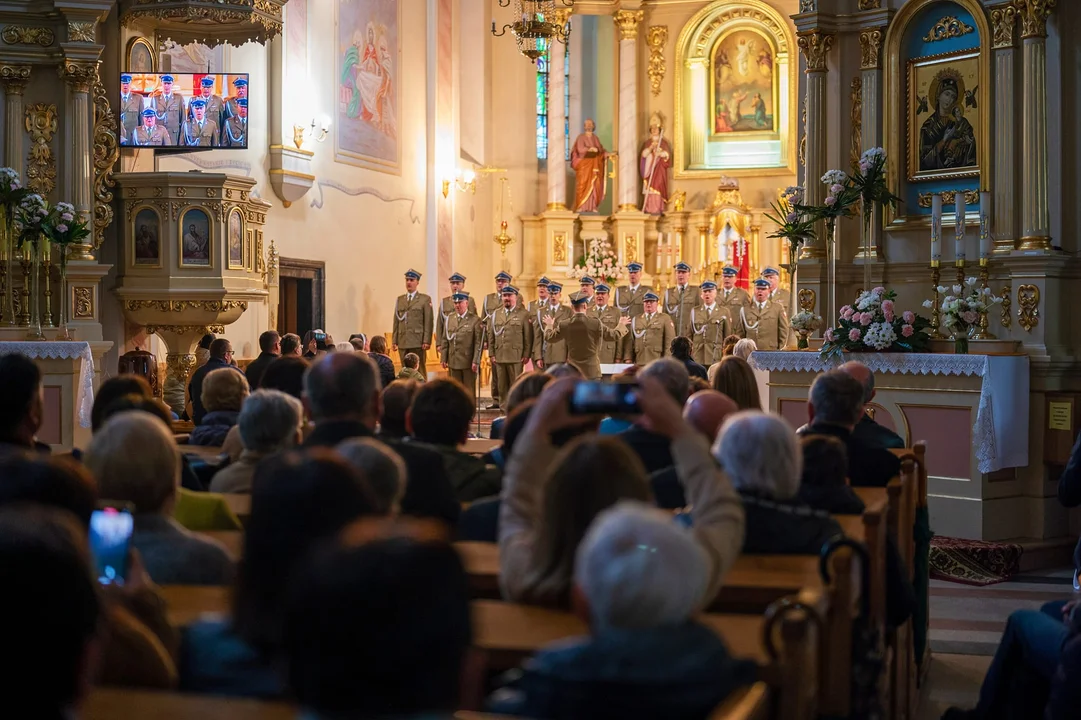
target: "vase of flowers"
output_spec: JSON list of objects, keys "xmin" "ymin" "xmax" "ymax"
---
[
  {"xmin": 568, "ymin": 236, "xmax": 625, "ymax": 286},
  {"xmin": 821, "ymin": 287, "xmax": 932, "ymax": 358},
  {"xmin": 14, "ymin": 193, "xmax": 48, "ymax": 339},
  {"xmin": 0, "ymin": 167, "xmax": 28, "ymax": 325},
  {"xmin": 928, "ymin": 277, "xmax": 1002, "ymax": 354},
  {"xmin": 44, "ymin": 202, "xmax": 88, "ymax": 341},
  {"xmin": 791, "ymin": 310, "xmax": 822, "ymax": 350},
  {"xmin": 765, "ymin": 185, "xmax": 816, "ymax": 319},
  {"xmin": 852, "ymin": 147, "xmax": 902, "ymax": 258}
]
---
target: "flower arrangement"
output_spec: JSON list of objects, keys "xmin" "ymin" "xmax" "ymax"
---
[
  {"xmin": 14, "ymin": 193, "xmax": 48, "ymax": 248},
  {"xmin": 43, "ymin": 202, "xmax": 89, "ymax": 257},
  {"xmin": 569, "ymin": 236, "xmax": 624, "ymax": 286},
  {"xmin": 927, "ymin": 277, "xmax": 1002, "ymax": 352},
  {"xmin": 790, "ymin": 310, "xmax": 822, "ymax": 350},
  {"xmin": 821, "ymin": 287, "xmax": 932, "ymax": 357},
  {"xmin": 765, "ymin": 185, "xmax": 817, "ymax": 259},
  {"xmin": 851, "ymin": 147, "xmax": 902, "ymax": 234}
]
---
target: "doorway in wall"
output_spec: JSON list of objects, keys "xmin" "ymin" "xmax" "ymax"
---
[{"xmin": 278, "ymin": 258, "xmax": 325, "ymax": 341}]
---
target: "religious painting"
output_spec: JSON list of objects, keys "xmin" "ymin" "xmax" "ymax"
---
[
  {"xmin": 178, "ymin": 207, "xmax": 212, "ymax": 267},
  {"xmin": 907, "ymin": 49, "xmax": 981, "ymax": 182},
  {"xmin": 710, "ymin": 29, "xmax": 777, "ymax": 136},
  {"xmin": 131, "ymin": 207, "xmax": 161, "ymax": 267},
  {"xmin": 126, "ymin": 37, "xmax": 155, "ymax": 74},
  {"xmin": 335, "ymin": 0, "xmax": 401, "ymax": 173},
  {"xmin": 227, "ymin": 208, "xmax": 244, "ymax": 269}
]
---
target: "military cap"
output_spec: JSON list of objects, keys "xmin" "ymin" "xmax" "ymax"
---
[
  {"xmin": 674, "ymin": 261, "xmax": 692, "ymax": 272},
  {"xmin": 452, "ymin": 292, "xmax": 469, "ymax": 302},
  {"xmin": 501, "ymin": 285, "xmax": 518, "ymax": 295},
  {"xmin": 700, "ymin": 281, "xmax": 718, "ymax": 290},
  {"xmin": 536, "ymin": 276, "xmax": 551, "ymax": 287},
  {"xmin": 161, "ymin": 74, "xmax": 175, "ymax": 82},
  {"xmin": 643, "ymin": 291, "xmax": 660, "ymax": 302},
  {"xmin": 190, "ymin": 98, "xmax": 207, "ymax": 109},
  {"xmin": 200, "ymin": 76, "xmax": 216, "ymax": 87},
  {"xmin": 626, "ymin": 262, "xmax": 643, "ymax": 272},
  {"xmin": 579, "ymin": 276, "xmax": 595, "ymax": 286},
  {"xmin": 121, "ymin": 74, "xmax": 133, "ymax": 83},
  {"xmin": 404, "ymin": 269, "xmax": 422, "ymax": 280},
  {"xmin": 238, "ymin": 98, "xmax": 248, "ymax": 108},
  {"xmin": 233, "ymin": 77, "xmax": 249, "ymax": 86},
  {"xmin": 754, "ymin": 278, "xmax": 771, "ymax": 288},
  {"xmin": 495, "ymin": 271, "xmax": 512, "ymax": 282},
  {"xmin": 570, "ymin": 292, "xmax": 590, "ymax": 305},
  {"xmin": 141, "ymin": 108, "xmax": 157, "ymax": 117},
  {"xmin": 595, "ymin": 284, "xmax": 610, "ymax": 294},
  {"xmin": 547, "ymin": 282, "xmax": 563, "ymax": 294},
  {"xmin": 448, "ymin": 272, "xmax": 466, "ymax": 283},
  {"xmin": 761, "ymin": 266, "xmax": 780, "ymax": 277},
  {"xmin": 721, "ymin": 266, "xmax": 738, "ymax": 277}
]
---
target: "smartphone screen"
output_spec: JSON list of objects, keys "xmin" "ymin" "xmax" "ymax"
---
[
  {"xmin": 88, "ymin": 505, "xmax": 134, "ymax": 586},
  {"xmin": 570, "ymin": 381, "xmax": 640, "ymax": 415}
]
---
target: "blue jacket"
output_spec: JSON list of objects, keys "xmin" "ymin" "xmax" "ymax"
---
[
  {"xmin": 180, "ymin": 618, "xmax": 283, "ymax": 698},
  {"xmin": 188, "ymin": 358, "xmax": 244, "ymax": 424},
  {"xmin": 189, "ymin": 410, "xmax": 239, "ymax": 447}
]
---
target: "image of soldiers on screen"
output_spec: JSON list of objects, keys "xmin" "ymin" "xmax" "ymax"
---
[
  {"xmin": 131, "ymin": 108, "xmax": 171, "ymax": 146},
  {"xmin": 221, "ymin": 98, "xmax": 247, "ymax": 148},
  {"xmin": 151, "ymin": 75, "xmax": 184, "ymax": 144},
  {"xmin": 182, "ymin": 98, "xmax": 220, "ymax": 147},
  {"xmin": 119, "ymin": 74, "xmax": 144, "ymax": 141}
]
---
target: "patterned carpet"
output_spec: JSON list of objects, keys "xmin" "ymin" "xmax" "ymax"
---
[{"xmin": 929, "ymin": 537, "xmax": 1024, "ymax": 586}]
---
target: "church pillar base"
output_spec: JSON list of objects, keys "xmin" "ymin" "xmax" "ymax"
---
[{"xmin": 608, "ymin": 210, "xmax": 650, "ymax": 283}]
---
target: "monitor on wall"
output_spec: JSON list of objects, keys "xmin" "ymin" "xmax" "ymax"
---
[{"xmin": 118, "ymin": 72, "xmax": 249, "ymax": 150}]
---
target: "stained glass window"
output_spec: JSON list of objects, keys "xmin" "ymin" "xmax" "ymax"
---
[{"xmin": 536, "ymin": 37, "xmax": 570, "ymax": 161}]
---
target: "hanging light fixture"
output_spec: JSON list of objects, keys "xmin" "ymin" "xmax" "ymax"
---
[{"xmin": 491, "ymin": 0, "xmax": 573, "ymax": 64}]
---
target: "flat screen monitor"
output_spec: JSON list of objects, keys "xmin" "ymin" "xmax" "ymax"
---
[{"xmin": 118, "ymin": 72, "xmax": 249, "ymax": 150}]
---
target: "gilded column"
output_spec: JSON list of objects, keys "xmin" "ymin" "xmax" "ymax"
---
[
  {"xmin": 0, "ymin": 66, "xmax": 31, "ymax": 173},
  {"xmin": 1015, "ymin": 0, "xmax": 1054, "ymax": 252},
  {"xmin": 991, "ymin": 5, "xmax": 1019, "ymax": 253},
  {"xmin": 858, "ymin": 28, "xmax": 884, "ymax": 260},
  {"xmin": 59, "ymin": 60, "xmax": 98, "ymax": 261},
  {"xmin": 614, "ymin": 8, "xmax": 644, "ymax": 211},
  {"xmin": 797, "ymin": 30, "xmax": 834, "ymax": 259},
  {"xmin": 686, "ymin": 57, "xmax": 708, "ymax": 168},
  {"xmin": 546, "ymin": 9, "xmax": 572, "ymax": 210}
]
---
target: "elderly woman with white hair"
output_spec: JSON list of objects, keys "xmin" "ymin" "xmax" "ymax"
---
[
  {"xmin": 85, "ymin": 411, "xmax": 235, "ymax": 586},
  {"xmin": 489, "ymin": 503, "xmax": 757, "ymax": 717},
  {"xmin": 336, "ymin": 437, "xmax": 407, "ymax": 515},
  {"xmin": 190, "ymin": 367, "xmax": 250, "ymax": 447},
  {"xmin": 210, "ymin": 390, "xmax": 304, "ymax": 494}
]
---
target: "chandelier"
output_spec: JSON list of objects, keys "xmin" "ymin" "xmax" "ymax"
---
[{"xmin": 491, "ymin": 0, "xmax": 573, "ymax": 63}]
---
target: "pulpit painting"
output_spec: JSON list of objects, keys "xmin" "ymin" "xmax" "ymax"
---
[
  {"xmin": 132, "ymin": 208, "xmax": 161, "ymax": 267},
  {"xmin": 127, "ymin": 38, "xmax": 155, "ymax": 74},
  {"xmin": 336, "ymin": 0, "xmax": 401, "ymax": 173},
  {"xmin": 710, "ymin": 29, "xmax": 777, "ymax": 135},
  {"xmin": 227, "ymin": 208, "xmax": 244, "ymax": 269},
  {"xmin": 179, "ymin": 208, "xmax": 212, "ymax": 267},
  {"xmin": 907, "ymin": 49, "xmax": 980, "ymax": 182}
]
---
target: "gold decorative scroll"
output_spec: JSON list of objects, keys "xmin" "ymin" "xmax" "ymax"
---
[
  {"xmin": 798, "ymin": 288, "xmax": 817, "ymax": 312},
  {"xmin": 999, "ymin": 286, "xmax": 1012, "ymax": 328},
  {"xmin": 553, "ymin": 232, "xmax": 567, "ymax": 264},
  {"xmin": 25, "ymin": 103, "xmax": 58, "ymax": 196},
  {"xmin": 58, "ymin": 59, "xmax": 97, "ymax": 92},
  {"xmin": 121, "ymin": 0, "xmax": 285, "ymax": 40},
  {"xmin": 125, "ymin": 299, "xmax": 249, "ymax": 313},
  {"xmin": 859, "ymin": 28, "xmax": 884, "ymax": 70},
  {"xmin": 92, "ymin": 70, "xmax": 119, "ymax": 249},
  {"xmin": 917, "ymin": 190, "xmax": 980, "ymax": 208},
  {"xmin": 990, "ymin": 5, "xmax": 1018, "ymax": 48},
  {"xmin": 1016, "ymin": 284, "xmax": 1039, "ymax": 332},
  {"xmin": 799, "ymin": 97, "xmax": 807, "ymax": 167},
  {"xmin": 858, "ymin": 0, "xmax": 882, "ymax": 8},
  {"xmin": 73, "ymin": 287, "xmax": 94, "ymax": 318},
  {"xmin": 67, "ymin": 21, "xmax": 96, "ymax": 43},
  {"xmin": 851, "ymin": 77, "xmax": 863, "ymax": 173},
  {"xmin": 646, "ymin": 26, "xmax": 668, "ymax": 97},
  {"xmin": 797, "ymin": 30, "xmax": 834, "ymax": 72},
  {"xmin": 613, "ymin": 9, "xmax": 644, "ymax": 40},
  {"xmin": 624, "ymin": 234, "xmax": 639, "ymax": 265},
  {"xmin": 1, "ymin": 26, "xmax": 55, "ymax": 46},
  {"xmin": 922, "ymin": 16, "xmax": 976, "ymax": 43},
  {"xmin": 153, "ymin": 325, "xmax": 225, "ymax": 337},
  {"xmin": 1014, "ymin": 0, "xmax": 1056, "ymax": 40}
]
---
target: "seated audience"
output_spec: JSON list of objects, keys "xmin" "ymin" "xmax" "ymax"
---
[
  {"xmin": 188, "ymin": 338, "xmax": 243, "ymax": 424},
  {"xmin": 210, "ymin": 390, "xmax": 304, "ymax": 493},
  {"xmin": 409, "ymin": 378, "xmax": 501, "ymax": 501},
  {"xmin": 689, "ymin": 376, "xmax": 711, "ymax": 393},
  {"xmin": 671, "ymin": 336, "xmax": 708, "ymax": 381},
  {"xmin": 651, "ymin": 390, "xmax": 738, "ymax": 509},
  {"xmin": 797, "ymin": 434, "xmax": 866, "ymax": 514},
  {"xmin": 618, "ymin": 359, "xmax": 691, "ymax": 473},
  {"xmin": 195, "ymin": 333, "xmax": 216, "ymax": 368},
  {"xmin": 721, "ymin": 334, "xmax": 740, "ymax": 357},
  {"xmin": 500, "ymin": 376, "xmax": 744, "ymax": 609},
  {"xmin": 334, "ymin": 341, "xmax": 355, "ymax": 353},
  {"xmin": 367, "ymin": 335, "xmax": 397, "ymax": 387},
  {"xmin": 190, "ymin": 367, "xmax": 250, "ymax": 446},
  {"xmin": 798, "ymin": 369, "xmax": 901, "ymax": 487},
  {"xmin": 488, "ymin": 371, "xmax": 552, "ymax": 460},
  {"xmin": 490, "ymin": 504, "xmax": 756, "ymax": 718},
  {"xmin": 180, "ymin": 449, "xmax": 377, "ymax": 698},
  {"xmin": 546, "ymin": 362, "xmax": 583, "ymax": 379},
  {"xmin": 349, "ymin": 332, "xmax": 368, "ymax": 351},
  {"xmin": 84, "ymin": 411, "xmax": 234, "ymax": 585},
  {"xmin": 1057, "ymin": 428, "xmax": 1081, "ymax": 592},
  {"xmin": 0, "ymin": 353, "xmax": 48, "ymax": 455},
  {"xmin": 711, "ymin": 356, "xmax": 761, "ymax": 410},
  {"xmin": 92, "ymin": 374, "xmax": 156, "ymax": 432},
  {"xmin": 222, "ymin": 355, "xmax": 312, "ymax": 461},
  {"xmin": 285, "ymin": 535, "xmax": 472, "ymax": 719},
  {"xmin": 337, "ymin": 437, "xmax": 407, "ymax": 515},
  {"xmin": 280, "ymin": 332, "xmax": 303, "ymax": 357},
  {"xmin": 732, "ymin": 338, "xmax": 757, "ymax": 360},
  {"xmin": 378, "ymin": 379, "xmax": 420, "ymax": 440},
  {"xmin": 303, "ymin": 353, "xmax": 459, "ymax": 526},
  {"xmin": 397, "ymin": 351, "xmax": 425, "ymax": 382},
  {"xmin": 839, "ymin": 360, "xmax": 906, "ymax": 449},
  {"xmin": 1046, "ymin": 606, "xmax": 1081, "ymax": 719},
  {"xmin": 244, "ymin": 330, "xmax": 281, "ymax": 390}
]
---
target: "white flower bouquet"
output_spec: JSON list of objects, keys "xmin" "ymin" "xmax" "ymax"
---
[
  {"xmin": 928, "ymin": 277, "xmax": 1002, "ymax": 349},
  {"xmin": 569, "ymin": 237, "xmax": 625, "ymax": 285},
  {"xmin": 821, "ymin": 286, "xmax": 932, "ymax": 357}
]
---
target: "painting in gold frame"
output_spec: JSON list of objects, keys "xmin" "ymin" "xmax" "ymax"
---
[
  {"xmin": 131, "ymin": 205, "xmax": 162, "ymax": 268},
  {"xmin": 178, "ymin": 206, "xmax": 212, "ymax": 268},
  {"xmin": 907, "ymin": 49, "xmax": 980, "ymax": 183},
  {"xmin": 227, "ymin": 207, "xmax": 245, "ymax": 269},
  {"xmin": 709, "ymin": 28, "xmax": 779, "ymax": 138},
  {"xmin": 126, "ymin": 37, "xmax": 156, "ymax": 74}
]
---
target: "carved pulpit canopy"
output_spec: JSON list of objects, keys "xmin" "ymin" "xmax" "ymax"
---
[{"xmin": 119, "ymin": 0, "xmax": 287, "ymax": 47}]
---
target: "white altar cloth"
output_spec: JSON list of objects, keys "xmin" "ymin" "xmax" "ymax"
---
[
  {"xmin": 0, "ymin": 341, "xmax": 95, "ymax": 428},
  {"xmin": 749, "ymin": 351, "xmax": 1029, "ymax": 474}
]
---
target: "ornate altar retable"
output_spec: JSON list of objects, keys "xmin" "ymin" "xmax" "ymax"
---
[
  {"xmin": 0, "ymin": 341, "xmax": 95, "ymax": 451},
  {"xmin": 749, "ymin": 351, "xmax": 1030, "ymax": 542}
]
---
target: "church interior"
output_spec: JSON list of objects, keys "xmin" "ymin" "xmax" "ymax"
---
[{"xmin": 1, "ymin": 0, "xmax": 1081, "ymax": 717}]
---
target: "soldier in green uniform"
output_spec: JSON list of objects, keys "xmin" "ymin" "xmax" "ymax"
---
[
  {"xmin": 221, "ymin": 98, "xmax": 248, "ymax": 148},
  {"xmin": 740, "ymin": 279, "xmax": 791, "ymax": 351},
  {"xmin": 690, "ymin": 281, "xmax": 732, "ymax": 366},
  {"xmin": 533, "ymin": 282, "xmax": 572, "ymax": 369},
  {"xmin": 391, "ymin": 268, "xmax": 434, "ymax": 376},
  {"xmin": 487, "ymin": 286, "xmax": 532, "ymax": 412},
  {"xmin": 194, "ymin": 76, "xmax": 226, "ymax": 143},
  {"xmin": 526, "ymin": 277, "xmax": 551, "ymax": 316},
  {"xmin": 577, "ymin": 276, "xmax": 596, "ymax": 308},
  {"xmin": 439, "ymin": 292, "xmax": 483, "ymax": 399},
  {"xmin": 629, "ymin": 292, "xmax": 675, "ymax": 366},
  {"xmin": 132, "ymin": 108, "xmax": 171, "ymax": 146},
  {"xmin": 119, "ymin": 74, "xmax": 143, "ymax": 143},
  {"xmin": 590, "ymin": 283, "xmax": 623, "ymax": 365},
  {"xmin": 436, "ymin": 272, "xmax": 477, "ymax": 362},
  {"xmin": 482, "ymin": 271, "xmax": 514, "ymax": 409},
  {"xmin": 181, "ymin": 98, "xmax": 219, "ymax": 147},
  {"xmin": 664, "ymin": 262, "xmax": 702, "ymax": 339},
  {"xmin": 224, "ymin": 77, "xmax": 248, "ymax": 120},
  {"xmin": 542, "ymin": 292, "xmax": 629, "ymax": 379},
  {"xmin": 150, "ymin": 74, "xmax": 184, "ymax": 146},
  {"xmin": 615, "ymin": 262, "xmax": 652, "ymax": 362},
  {"xmin": 762, "ymin": 267, "xmax": 791, "ymax": 311},
  {"xmin": 718, "ymin": 266, "xmax": 751, "ymax": 316}
]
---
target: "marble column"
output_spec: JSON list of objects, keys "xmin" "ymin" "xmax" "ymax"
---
[
  {"xmin": 991, "ymin": 5, "xmax": 1019, "ymax": 253},
  {"xmin": 0, "ymin": 66, "xmax": 31, "ymax": 173},
  {"xmin": 614, "ymin": 8, "xmax": 643, "ymax": 212},
  {"xmin": 1015, "ymin": 0, "xmax": 1054, "ymax": 252},
  {"xmin": 59, "ymin": 60, "xmax": 98, "ymax": 261},
  {"xmin": 547, "ymin": 9, "xmax": 572, "ymax": 210},
  {"xmin": 857, "ymin": 28, "xmax": 884, "ymax": 260},
  {"xmin": 797, "ymin": 30, "xmax": 834, "ymax": 259}
]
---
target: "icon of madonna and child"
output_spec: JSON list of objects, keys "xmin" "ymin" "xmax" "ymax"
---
[{"xmin": 916, "ymin": 69, "xmax": 977, "ymax": 174}]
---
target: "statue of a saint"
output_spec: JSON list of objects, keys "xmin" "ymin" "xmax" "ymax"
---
[
  {"xmin": 918, "ymin": 75, "xmax": 976, "ymax": 172},
  {"xmin": 570, "ymin": 119, "xmax": 608, "ymax": 213},
  {"xmin": 640, "ymin": 113, "xmax": 671, "ymax": 215}
]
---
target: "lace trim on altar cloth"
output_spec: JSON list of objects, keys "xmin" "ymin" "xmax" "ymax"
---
[{"xmin": 0, "ymin": 342, "xmax": 95, "ymax": 428}]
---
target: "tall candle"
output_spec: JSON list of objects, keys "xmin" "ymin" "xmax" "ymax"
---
[
  {"xmin": 979, "ymin": 191, "xmax": 992, "ymax": 259},
  {"xmin": 954, "ymin": 193, "xmax": 966, "ymax": 261},
  {"xmin": 930, "ymin": 194, "xmax": 943, "ymax": 261}
]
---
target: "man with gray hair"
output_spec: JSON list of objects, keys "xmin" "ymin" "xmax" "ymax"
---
[
  {"xmin": 618, "ymin": 358, "xmax": 691, "ymax": 473},
  {"xmin": 210, "ymin": 389, "xmax": 303, "ymax": 493},
  {"xmin": 839, "ymin": 360, "xmax": 905, "ymax": 450},
  {"xmin": 337, "ymin": 437, "xmax": 407, "ymax": 515},
  {"xmin": 489, "ymin": 503, "xmax": 756, "ymax": 718},
  {"xmin": 651, "ymin": 390, "xmax": 739, "ymax": 509},
  {"xmin": 799, "ymin": 369, "xmax": 900, "ymax": 487}
]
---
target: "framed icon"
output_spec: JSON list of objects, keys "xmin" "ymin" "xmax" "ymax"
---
[
  {"xmin": 130, "ymin": 206, "xmax": 162, "ymax": 268},
  {"xmin": 127, "ymin": 37, "xmax": 156, "ymax": 74},
  {"xmin": 227, "ymin": 207, "xmax": 245, "ymax": 269},
  {"xmin": 178, "ymin": 206, "xmax": 212, "ymax": 267}
]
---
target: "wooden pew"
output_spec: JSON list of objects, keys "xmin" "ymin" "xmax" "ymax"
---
[
  {"xmin": 85, "ymin": 688, "xmax": 294, "ymax": 719},
  {"xmin": 219, "ymin": 493, "xmax": 251, "ymax": 522},
  {"xmin": 885, "ymin": 451, "xmax": 925, "ymax": 720},
  {"xmin": 201, "ymin": 530, "xmax": 243, "ymax": 560}
]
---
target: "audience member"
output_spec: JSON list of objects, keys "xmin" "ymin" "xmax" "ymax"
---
[
  {"xmin": 1046, "ymin": 608, "xmax": 1081, "ymax": 719},
  {"xmin": 490, "ymin": 505, "xmax": 756, "ymax": 718},
  {"xmin": 499, "ymin": 376, "xmax": 744, "ymax": 609},
  {"xmin": 839, "ymin": 361, "xmax": 906, "ymax": 449},
  {"xmin": 397, "ymin": 352, "xmax": 425, "ymax": 382},
  {"xmin": 711, "ymin": 356, "xmax": 761, "ymax": 410},
  {"xmin": 545, "ymin": 362, "xmax": 583, "ymax": 379},
  {"xmin": 366, "ymin": 336, "xmax": 397, "ymax": 387},
  {"xmin": 409, "ymin": 379, "xmax": 501, "ymax": 501},
  {"xmin": 260, "ymin": 355, "xmax": 309, "ymax": 400},
  {"xmin": 799, "ymin": 369, "xmax": 901, "ymax": 487},
  {"xmin": 210, "ymin": 390, "xmax": 303, "ymax": 493},
  {"xmin": 195, "ymin": 333, "xmax": 216, "ymax": 368},
  {"xmin": 651, "ymin": 390, "xmax": 738, "ymax": 509},
  {"xmin": 1057, "ymin": 429, "xmax": 1081, "ymax": 591},
  {"xmin": 670, "ymin": 336, "xmax": 708, "ymax": 381},
  {"xmin": 180, "ymin": 449, "xmax": 377, "ymax": 698},
  {"xmin": 280, "ymin": 332, "xmax": 303, "ymax": 357},
  {"xmin": 302, "ymin": 353, "xmax": 459, "ymax": 526},
  {"xmin": 190, "ymin": 367, "xmax": 250, "ymax": 446},
  {"xmin": 732, "ymin": 338, "xmax": 757, "ymax": 360},
  {"xmin": 488, "ymin": 371, "xmax": 552, "ymax": 450},
  {"xmin": 92, "ymin": 374, "xmax": 155, "ymax": 431},
  {"xmin": 244, "ymin": 331, "xmax": 281, "ymax": 390},
  {"xmin": 285, "ymin": 536, "xmax": 472, "ymax": 719},
  {"xmin": 721, "ymin": 334, "xmax": 740, "ymax": 357},
  {"xmin": 85, "ymin": 411, "xmax": 234, "ymax": 585},
  {"xmin": 337, "ymin": 437, "xmax": 407, "ymax": 515},
  {"xmin": 617, "ymin": 358, "xmax": 690, "ymax": 473},
  {"xmin": 188, "ymin": 338, "xmax": 243, "ymax": 424},
  {"xmin": 0, "ymin": 353, "xmax": 47, "ymax": 454},
  {"xmin": 0, "ymin": 454, "xmax": 96, "ymax": 526},
  {"xmin": 797, "ymin": 434, "xmax": 865, "ymax": 514},
  {"xmin": 334, "ymin": 341, "xmax": 354, "ymax": 353},
  {"xmin": 379, "ymin": 379, "xmax": 420, "ymax": 440},
  {"xmin": 690, "ymin": 376, "xmax": 711, "ymax": 393},
  {"xmin": 349, "ymin": 333, "xmax": 369, "ymax": 351}
]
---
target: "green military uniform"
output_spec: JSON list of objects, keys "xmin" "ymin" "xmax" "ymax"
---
[
  {"xmin": 739, "ymin": 299, "xmax": 791, "ymax": 351},
  {"xmin": 392, "ymin": 289, "xmax": 434, "ymax": 376},
  {"xmin": 487, "ymin": 302, "xmax": 532, "ymax": 411},
  {"xmin": 151, "ymin": 92, "xmax": 185, "ymax": 146},
  {"xmin": 691, "ymin": 304, "xmax": 732, "ymax": 366},
  {"xmin": 629, "ymin": 312, "xmax": 675, "ymax": 366},
  {"xmin": 120, "ymin": 91, "xmax": 143, "ymax": 141},
  {"xmin": 132, "ymin": 124, "xmax": 171, "ymax": 146},
  {"xmin": 719, "ymin": 286, "xmax": 751, "ymax": 316},
  {"xmin": 664, "ymin": 284, "xmax": 703, "ymax": 339},
  {"xmin": 769, "ymin": 287, "xmax": 792, "ymax": 311},
  {"xmin": 439, "ymin": 311, "xmax": 483, "ymax": 396},
  {"xmin": 436, "ymin": 295, "xmax": 477, "ymax": 360},
  {"xmin": 224, "ymin": 96, "xmax": 244, "ymax": 120},
  {"xmin": 222, "ymin": 116, "xmax": 247, "ymax": 148},
  {"xmin": 180, "ymin": 118, "xmax": 219, "ymax": 147},
  {"xmin": 196, "ymin": 94, "xmax": 226, "ymax": 141},
  {"xmin": 543, "ymin": 309, "xmax": 627, "ymax": 380},
  {"xmin": 591, "ymin": 303, "xmax": 623, "ymax": 364},
  {"xmin": 532, "ymin": 301, "xmax": 572, "ymax": 367},
  {"xmin": 614, "ymin": 283, "xmax": 652, "ymax": 361}
]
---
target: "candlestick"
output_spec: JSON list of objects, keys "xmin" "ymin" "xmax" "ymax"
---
[
  {"xmin": 41, "ymin": 253, "xmax": 54, "ymax": 329},
  {"xmin": 979, "ymin": 191, "xmax": 992, "ymax": 259},
  {"xmin": 931, "ymin": 194, "xmax": 943, "ymax": 261},
  {"xmin": 970, "ymin": 257, "xmax": 996, "ymax": 340},
  {"xmin": 929, "ymin": 262, "xmax": 944, "ymax": 339},
  {"xmin": 954, "ymin": 193, "xmax": 966, "ymax": 261}
]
